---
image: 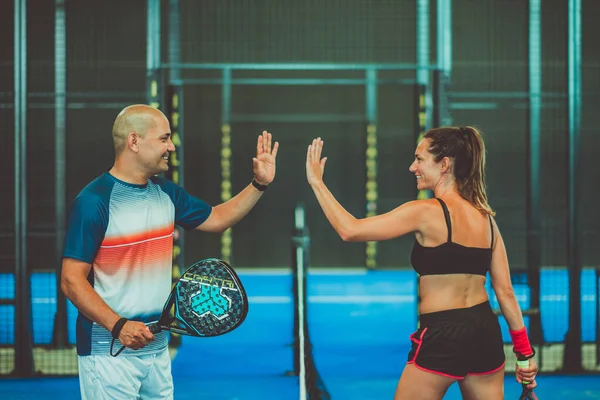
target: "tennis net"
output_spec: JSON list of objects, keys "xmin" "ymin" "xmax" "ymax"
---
[{"xmin": 291, "ymin": 204, "xmax": 330, "ymax": 400}]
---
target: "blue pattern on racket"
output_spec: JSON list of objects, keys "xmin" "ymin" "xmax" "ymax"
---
[
  {"xmin": 111, "ymin": 258, "xmax": 249, "ymax": 356},
  {"xmin": 148, "ymin": 258, "xmax": 249, "ymax": 337}
]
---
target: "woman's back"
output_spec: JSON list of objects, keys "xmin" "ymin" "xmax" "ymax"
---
[{"xmin": 414, "ymin": 195, "xmax": 494, "ymax": 314}]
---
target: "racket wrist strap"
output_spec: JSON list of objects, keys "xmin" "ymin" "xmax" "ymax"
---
[
  {"xmin": 111, "ymin": 317, "xmax": 128, "ymax": 339},
  {"xmin": 509, "ymin": 327, "xmax": 534, "ymax": 359}
]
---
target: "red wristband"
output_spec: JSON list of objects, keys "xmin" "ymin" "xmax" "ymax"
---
[{"xmin": 509, "ymin": 327, "xmax": 533, "ymax": 357}]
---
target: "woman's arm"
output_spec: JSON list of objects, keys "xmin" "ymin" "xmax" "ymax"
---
[
  {"xmin": 489, "ymin": 218, "xmax": 538, "ymax": 388},
  {"xmin": 306, "ymin": 137, "xmax": 424, "ymax": 242},
  {"xmin": 489, "ymin": 219, "xmax": 526, "ymax": 331}
]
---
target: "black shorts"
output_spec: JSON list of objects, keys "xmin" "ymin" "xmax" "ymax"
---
[{"xmin": 407, "ymin": 301, "xmax": 505, "ymax": 379}]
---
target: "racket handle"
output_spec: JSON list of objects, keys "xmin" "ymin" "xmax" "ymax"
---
[
  {"xmin": 516, "ymin": 360, "xmax": 530, "ymax": 385},
  {"xmin": 147, "ymin": 323, "xmax": 162, "ymax": 334}
]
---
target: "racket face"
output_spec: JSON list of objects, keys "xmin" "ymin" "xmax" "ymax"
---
[{"xmin": 172, "ymin": 258, "xmax": 248, "ymax": 337}]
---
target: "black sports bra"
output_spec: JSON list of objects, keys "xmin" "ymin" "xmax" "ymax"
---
[{"xmin": 411, "ymin": 198, "xmax": 493, "ymax": 276}]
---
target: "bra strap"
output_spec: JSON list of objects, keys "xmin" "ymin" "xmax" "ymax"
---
[
  {"xmin": 489, "ymin": 215, "xmax": 494, "ymax": 248},
  {"xmin": 435, "ymin": 198, "xmax": 452, "ymax": 242}
]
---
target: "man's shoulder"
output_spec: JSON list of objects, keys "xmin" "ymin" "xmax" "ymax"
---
[{"xmin": 74, "ymin": 172, "xmax": 115, "ymax": 207}]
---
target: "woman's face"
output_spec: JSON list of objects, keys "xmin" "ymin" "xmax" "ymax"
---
[{"xmin": 409, "ymin": 138, "xmax": 442, "ymax": 191}]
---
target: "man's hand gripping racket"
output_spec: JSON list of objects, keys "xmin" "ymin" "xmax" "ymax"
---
[{"xmin": 111, "ymin": 258, "xmax": 249, "ymax": 356}]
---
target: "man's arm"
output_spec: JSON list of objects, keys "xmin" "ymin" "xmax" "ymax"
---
[
  {"xmin": 195, "ymin": 183, "xmax": 264, "ymax": 233},
  {"xmin": 61, "ymin": 258, "xmax": 153, "ymax": 350}
]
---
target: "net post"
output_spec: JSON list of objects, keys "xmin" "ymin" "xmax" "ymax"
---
[{"xmin": 289, "ymin": 203, "xmax": 307, "ymax": 377}]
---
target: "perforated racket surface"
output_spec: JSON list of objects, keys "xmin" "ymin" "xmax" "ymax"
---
[{"xmin": 148, "ymin": 258, "xmax": 248, "ymax": 337}]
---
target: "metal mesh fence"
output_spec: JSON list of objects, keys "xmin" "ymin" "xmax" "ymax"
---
[{"xmin": 0, "ymin": 0, "xmax": 598, "ymax": 378}]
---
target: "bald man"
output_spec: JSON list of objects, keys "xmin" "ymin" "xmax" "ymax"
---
[{"xmin": 61, "ymin": 104, "xmax": 278, "ymax": 399}]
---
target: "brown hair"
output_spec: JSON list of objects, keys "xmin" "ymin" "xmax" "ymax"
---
[{"xmin": 423, "ymin": 126, "xmax": 495, "ymax": 216}]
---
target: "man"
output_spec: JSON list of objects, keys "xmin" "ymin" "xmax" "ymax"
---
[{"xmin": 61, "ymin": 104, "xmax": 278, "ymax": 399}]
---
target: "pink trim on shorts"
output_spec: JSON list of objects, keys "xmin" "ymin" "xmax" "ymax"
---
[
  {"xmin": 406, "ymin": 327, "xmax": 463, "ymax": 380},
  {"xmin": 407, "ymin": 327, "xmax": 428, "ymax": 362},
  {"xmin": 467, "ymin": 362, "xmax": 506, "ymax": 376},
  {"xmin": 408, "ymin": 362, "xmax": 465, "ymax": 380}
]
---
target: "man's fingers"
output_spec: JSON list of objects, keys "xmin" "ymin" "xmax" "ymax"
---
[
  {"xmin": 265, "ymin": 131, "xmax": 271, "ymax": 153},
  {"xmin": 256, "ymin": 135, "xmax": 263, "ymax": 155},
  {"xmin": 271, "ymin": 141, "xmax": 279, "ymax": 158},
  {"xmin": 142, "ymin": 331, "xmax": 155, "ymax": 341}
]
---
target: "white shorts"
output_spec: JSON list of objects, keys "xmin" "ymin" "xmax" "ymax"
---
[{"xmin": 78, "ymin": 348, "xmax": 173, "ymax": 400}]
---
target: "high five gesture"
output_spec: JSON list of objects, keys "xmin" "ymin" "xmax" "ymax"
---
[{"xmin": 253, "ymin": 130, "xmax": 279, "ymax": 186}]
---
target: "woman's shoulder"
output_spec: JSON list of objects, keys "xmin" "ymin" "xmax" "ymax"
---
[
  {"xmin": 402, "ymin": 199, "xmax": 446, "ymax": 225},
  {"xmin": 402, "ymin": 198, "xmax": 443, "ymax": 211}
]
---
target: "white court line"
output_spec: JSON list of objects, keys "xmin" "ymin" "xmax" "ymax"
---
[
  {"xmin": 248, "ymin": 295, "xmax": 414, "ymax": 304},
  {"xmin": 541, "ymin": 295, "xmax": 568, "ymax": 302},
  {"xmin": 237, "ymin": 268, "xmax": 370, "ymax": 276},
  {"xmin": 22, "ymin": 294, "xmax": 600, "ymax": 306},
  {"xmin": 244, "ymin": 293, "xmax": 600, "ymax": 305},
  {"xmin": 308, "ymin": 268, "xmax": 369, "ymax": 276},
  {"xmin": 310, "ymin": 295, "xmax": 414, "ymax": 304},
  {"xmin": 249, "ymin": 296, "xmax": 292, "ymax": 304},
  {"xmin": 31, "ymin": 298, "xmax": 56, "ymax": 304},
  {"xmin": 238, "ymin": 269, "xmax": 292, "ymax": 276}
]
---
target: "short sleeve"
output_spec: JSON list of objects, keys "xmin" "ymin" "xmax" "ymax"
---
[
  {"xmin": 155, "ymin": 177, "xmax": 212, "ymax": 230},
  {"xmin": 63, "ymin": 193, "xmax": 109, "ymax": 264}
]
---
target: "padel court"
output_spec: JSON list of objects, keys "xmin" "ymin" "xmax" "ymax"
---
[{"xmin": 1, "ymin": 268, "xmax": 600, "ymax": 399}]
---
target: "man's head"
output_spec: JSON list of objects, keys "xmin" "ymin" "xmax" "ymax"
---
[{"xmin": 112, "ymin": 104, "xmax": 174, "ymax": 176}]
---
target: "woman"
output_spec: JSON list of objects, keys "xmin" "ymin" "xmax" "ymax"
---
[{"xmin": 305, "ymin": 126, "xmax": 538, "ymax": 400}]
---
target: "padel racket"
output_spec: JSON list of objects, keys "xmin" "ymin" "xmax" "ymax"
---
[
  {"xmin": 111, "ymin": 258, "xmax": 248, "ymax": 356},
  {"xmin": 517, "ymin": 357, "xmax": 539, "ymax": 400}
]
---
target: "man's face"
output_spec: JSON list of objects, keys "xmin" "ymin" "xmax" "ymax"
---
[{"xmin": 136, "ymin": 116, "xmax": 175, "ymax": 175}]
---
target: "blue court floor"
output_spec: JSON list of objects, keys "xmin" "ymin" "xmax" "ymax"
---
[{"xmin": 1, "ymin": 268, "xmax": 600, "ymax": 399}]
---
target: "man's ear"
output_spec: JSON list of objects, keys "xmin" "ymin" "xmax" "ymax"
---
[{"xmin": 127, "ymin": 132, "xmax": 139, "ymax": 152}]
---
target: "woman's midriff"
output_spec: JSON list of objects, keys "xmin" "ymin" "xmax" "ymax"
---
[{"xmin": 418, "ymin": 274, "xmax": 489, "ymax": 314}]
